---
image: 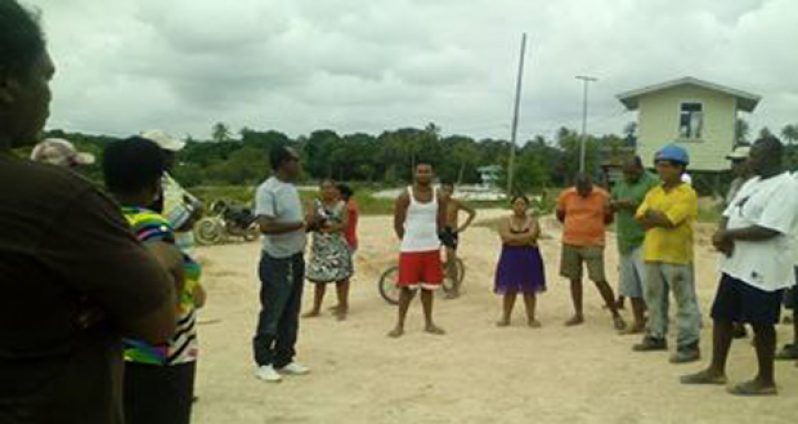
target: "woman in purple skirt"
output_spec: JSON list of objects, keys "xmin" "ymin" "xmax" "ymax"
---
[{"xmin": 495, "ymin": 195, "xmax": 546, "ymax": 327}]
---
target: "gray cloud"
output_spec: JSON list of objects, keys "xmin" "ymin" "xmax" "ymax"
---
[{"xmin": 29, "ymin": 0, "xmax": 798, "ymax": 141}]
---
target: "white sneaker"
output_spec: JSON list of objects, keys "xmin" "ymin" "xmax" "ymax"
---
[
  {"xmin": 277, "ymin": 362, "xmax": 310, "ymax": 375},
  {"xmin": 254, "ymin": 365, "xmax": 282, "ymax": 383}
]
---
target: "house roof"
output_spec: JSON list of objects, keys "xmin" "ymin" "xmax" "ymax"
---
[{"xmin": 617, "ymin": 77, "xmax": 761, "ymax": 112}]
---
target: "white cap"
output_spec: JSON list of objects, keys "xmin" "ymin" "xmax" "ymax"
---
[
  {"xmin": 30, "ymin": 138, "xmax": 95, "ymax": 167},
  {"xmin": 141, "ymin": 129, "xmax": 185, "ymax": 152},
  {"xmin": 726, "ymin": 146, "xmax": 750, "ymax": 161}
]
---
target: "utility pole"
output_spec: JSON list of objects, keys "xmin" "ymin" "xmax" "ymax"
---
[
  {"xmin": 576, "ymin": 75, "xmax": 597, "ymax": 173},
  {"xmin": 506, "ymin": 33, "xmax": 528, "ymax": 194}
]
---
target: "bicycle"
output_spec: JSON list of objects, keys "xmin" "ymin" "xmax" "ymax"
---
[{"xmin": 377, "ymin": 252, "xmax": 466, "ymax": 305}]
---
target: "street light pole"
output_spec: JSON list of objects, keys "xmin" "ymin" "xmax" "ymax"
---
[
  {"xmin": 507, "ymin": 33, "xmax": 528, "ymax": 194},
  {"xmin": 576, "ymin": 75, "xmax": 597, "ymax": 173}
]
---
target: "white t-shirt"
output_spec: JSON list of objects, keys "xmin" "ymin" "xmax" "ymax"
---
[
  {"xmin": 255, "ymin": 176, "xmax": 307, "ymax": 258},
  {"xmin": 720, "ymin": 172, "xmax": 798, "ymax": 291}
]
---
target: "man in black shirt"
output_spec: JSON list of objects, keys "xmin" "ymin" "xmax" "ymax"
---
[{"xmin": 0, "ymin": 1, "xmax": 178, "ymax": 422}]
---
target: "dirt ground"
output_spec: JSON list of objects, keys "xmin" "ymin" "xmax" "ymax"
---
[{"xmin": 192, "ymin": 210, "xmax": 798, "ymax": 424}]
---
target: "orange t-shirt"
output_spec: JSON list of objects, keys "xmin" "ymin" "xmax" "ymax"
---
[{"xmin": 557, "ymin": 187, "xmax": 609, "ymax": 247}]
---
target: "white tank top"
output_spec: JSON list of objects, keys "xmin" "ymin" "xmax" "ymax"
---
[{"xmin": 400, "ymin": 186, "xmax": 441, "ymax": 252}]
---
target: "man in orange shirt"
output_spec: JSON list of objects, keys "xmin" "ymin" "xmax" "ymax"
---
[{"xmin": 557, "ymin": 173, "xmax": 626, "ymax": 330}]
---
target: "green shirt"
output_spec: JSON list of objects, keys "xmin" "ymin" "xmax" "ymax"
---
[{"xmin": 612, "ymin": 172, "xmax": 659, "ymax": 254}]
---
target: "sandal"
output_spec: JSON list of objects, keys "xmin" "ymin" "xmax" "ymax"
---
[
  {"xmin": 680, "ymin": 370, "xmax": 727, "ymax": 385},
  {"xmin": 727, "ymin": 380, "xmax": 777, "ymax": 396}
]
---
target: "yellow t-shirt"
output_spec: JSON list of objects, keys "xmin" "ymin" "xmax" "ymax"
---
[{"xmin": 635, "ymin": 183, "xmax": 697, "ymax": 265}]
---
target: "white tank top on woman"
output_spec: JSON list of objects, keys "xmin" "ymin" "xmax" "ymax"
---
[{"xmin": 400, "ymin": 186, "xmax": 441, "ymax": 253}]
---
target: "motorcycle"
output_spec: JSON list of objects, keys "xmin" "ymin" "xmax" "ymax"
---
[{"xmin": 194, "ymin": 200, "xmax": 259, "ymax": 245}]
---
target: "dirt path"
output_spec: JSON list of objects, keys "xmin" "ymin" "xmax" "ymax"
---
[{"xmin": 191, "ymin": 210, "xmax": 798, "ymax": 424}]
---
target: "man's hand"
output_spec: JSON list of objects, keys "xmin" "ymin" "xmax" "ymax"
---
[{"xmin": 712, "ymin": 230, "xmax": 734, "ymax": 257}]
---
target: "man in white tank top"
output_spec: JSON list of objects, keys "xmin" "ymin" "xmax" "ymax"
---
[{"xmin": 388, "ymin": 163, "xmax": 448, "ymax": 338}]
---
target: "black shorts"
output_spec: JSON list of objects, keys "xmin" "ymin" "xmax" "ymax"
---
[
  {"xmin": 439, "ymin": 226, "xmax": 459, "ymax": 250},
  {"xmin": 124, "ymin": 361, "xmax": 196, "ymax": 424},
  {"xmin": 711, "ymin": 274, "xmax": 784, "ymax": 325},
  {"xmin": 783, "ymin": 268, "xmax": 798, "ymax": 310}
]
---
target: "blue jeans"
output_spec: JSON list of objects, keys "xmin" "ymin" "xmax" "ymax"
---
[{"xmin": 252, "ymin": 252, "xmax": 304, "ymax": 367}]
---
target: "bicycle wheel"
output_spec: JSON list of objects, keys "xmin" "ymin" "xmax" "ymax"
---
[
  {"xmin": 378, "ymin": 266, "xmax": 400, "ymax": 305},
  {"xmin": 441, "ymin": 258, "xmax": 466, "ymax": 294}
]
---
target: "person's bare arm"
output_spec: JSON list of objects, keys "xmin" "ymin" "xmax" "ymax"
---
[
  {"xmin": 498, "ymin": 219, "xmax": 520, "ymax": 245},
  {"xmin": 722, "ymin": 226, "xmax": 781, "ymax": 242},
  {"xmin": 143, "ymin": 241, "xmax": 185, "ymax": 296},
  {"xmin": 437, "ymin": 192, "xmax": 448, "ymax": 233},
  {"xmin": 120, "ymin": 298, "xmax": 177, "ymax": 344},
  {"xmin": 394, "ymin": 192, "xmax": 410, "ymax": 239},
  {"xmin": 456, "ymin": 201, "xmax": 477, "ymax": 233},
  {"xmin": 257, "ymin": 215, "xmax": 305, "ymax": 234}
]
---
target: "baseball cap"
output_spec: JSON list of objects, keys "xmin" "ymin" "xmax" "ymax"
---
[
  {"xmin": 140, "ymin": 129, "xmax": 185, "ymax": 152},
  {"xmin": 725, "ymin": 146, "xmax": 750, "ymax": 161},
  {"xmin": 654, "ymin": 144, "xmax": 690, "ymax": 165},
  {"xmin": 30, "ymin": 138, "xmax": 96, "ymax": 167}
]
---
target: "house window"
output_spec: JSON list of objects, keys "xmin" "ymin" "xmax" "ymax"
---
[{"xmin": 679, "ymin": 102, "xmax": 703, "ymax": 139}]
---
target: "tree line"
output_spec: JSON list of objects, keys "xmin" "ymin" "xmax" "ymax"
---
[{"xmin": 43, "ymin": 119, "xmax": 798, "ymax": 194}]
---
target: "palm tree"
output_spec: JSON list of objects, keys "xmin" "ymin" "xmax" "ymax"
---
[
  {"xmin": 211, "ymin": 122, "xmax": 231, "ymax": 143},
  {"xmin": 781, "ymin": 124, "xmax": 798, "ymax": 145}
]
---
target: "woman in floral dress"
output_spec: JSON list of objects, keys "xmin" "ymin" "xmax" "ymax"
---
[{"xmin": 304, "ymin": 179, "xmax": 354, "ymax": 320}]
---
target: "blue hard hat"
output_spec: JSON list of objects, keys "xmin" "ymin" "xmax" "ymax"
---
[{"xmin": 654, "ymin": 144, "xmax": 690, "ymax": 165}]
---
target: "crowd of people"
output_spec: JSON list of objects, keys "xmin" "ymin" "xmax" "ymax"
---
[{"xmin": 2, "ymin": 1, "xmax": 798, "ymax": 423}]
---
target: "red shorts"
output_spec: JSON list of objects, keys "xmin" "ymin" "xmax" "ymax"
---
[{"xmin": 397, "ymin": 250, "xmax": 443, "ymax": 290}]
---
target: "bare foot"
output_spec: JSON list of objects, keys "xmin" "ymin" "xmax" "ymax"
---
[
  {"xmin": 444, "ymin": 291, "xmax": 460, "ymax": 300},
  {"xmin": 496, "ymin": 319, "xmax": 510, "ymax": 327},
  {"xmin": 425, "ymin": 324, "xmax": 446, "ymax": 335},
  {"xmin": 528, "ymin": 320, "xmax": 542, "ymax": 328},
  {"xmin": 565, "ymin": 315, "xmax": 584, "ymax": 326},
  {"xmin": 335, "ymin": 309, "xmax": 348, "ymax": 321},
  {"xmin": 387, "ymin": 327, "xmax": 404, "ymax": 338},
  {"xmin": 613, "ymin": 315, "xmax": 627, "ymax": 331},
  {"xmin": 302, "ymin": 311, "xmax": 321, "ymax": 318}
]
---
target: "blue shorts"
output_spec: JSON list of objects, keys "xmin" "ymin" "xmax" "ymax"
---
[{"xmin": 711, "ymin": 274, "xmax": 784, "ymax": 325}]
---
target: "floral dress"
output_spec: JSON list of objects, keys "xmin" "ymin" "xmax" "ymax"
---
[{"xmin": 306, "ymin": 200, "xmax": 354, "ymax": 283}]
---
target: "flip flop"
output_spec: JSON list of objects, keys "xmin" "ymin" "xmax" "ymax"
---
[
  {"xmin": 727, "ymin": 380, "xmax": 777, "ymax": 396},
  {"xmin": 680, "ymin": 370, "xmax": 727, "ymax": 385}
]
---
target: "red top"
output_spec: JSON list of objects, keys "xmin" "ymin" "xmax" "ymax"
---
[{"xmin": 344, "ymin": 199, "xmax": 359, "ymax": 250}]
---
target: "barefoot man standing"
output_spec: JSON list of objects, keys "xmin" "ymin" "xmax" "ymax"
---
[
  {"xmin": 389, "ymin": 163, "xmax": 448, "ymax": 338},
  {"xmin": 439, "ymin": 180, "xmax": 477, "ymax": 299}
]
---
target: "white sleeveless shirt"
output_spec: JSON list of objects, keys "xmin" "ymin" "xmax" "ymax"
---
[{"xmin": 400, "ymin": 186, "xmax": 441, "ymax": 252}]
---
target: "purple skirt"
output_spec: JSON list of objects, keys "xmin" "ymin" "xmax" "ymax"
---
[{"xmin": 494, "ymin": 245, "xmax": 546, "ymax": 295}]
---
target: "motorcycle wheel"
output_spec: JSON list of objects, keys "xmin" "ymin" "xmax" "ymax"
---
[{"xmin": 194, "ymin": 218, "xmax": 224, "ymax": 246}]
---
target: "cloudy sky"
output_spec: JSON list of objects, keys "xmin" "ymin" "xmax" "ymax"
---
[{"xmin": 29, "ymin": 0, "xmax": 797, "ymax": 141}]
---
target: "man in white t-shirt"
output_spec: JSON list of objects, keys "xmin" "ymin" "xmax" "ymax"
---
[{"xmin": 682, "ymin": 136, "xmax": 798, "ymax": 396}]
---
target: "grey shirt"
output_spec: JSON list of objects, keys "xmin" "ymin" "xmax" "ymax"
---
[{"xmin": 255, "ymin": 176, "xmax": 307, "ymax": 258}]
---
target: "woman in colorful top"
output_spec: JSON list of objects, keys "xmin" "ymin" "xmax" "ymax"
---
[
  {"xmin": 103, "ymin": 137, "xmax": 205, "ymax": 424},
  {"xmin": 304, "ymin": 179, "xmax": 354, "ymax": 320},
  {"xmin": 494, "ymin": 195, "xmax": 546, "ymax": 328}
]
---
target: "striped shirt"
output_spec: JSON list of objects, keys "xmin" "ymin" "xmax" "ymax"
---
[{"xmin": 121, "ymin": 207, "xmax": 201, "ymax": 365}]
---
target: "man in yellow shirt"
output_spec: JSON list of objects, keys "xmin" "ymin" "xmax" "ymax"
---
[{"xmin": 633, "ymin": 144, "xmax": 702, "ymax": 364}]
